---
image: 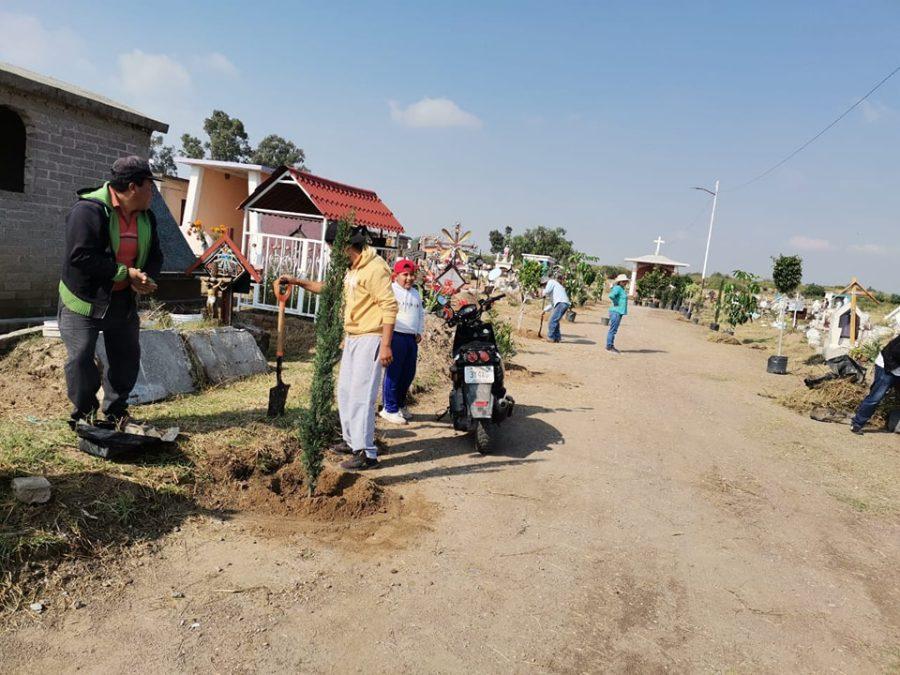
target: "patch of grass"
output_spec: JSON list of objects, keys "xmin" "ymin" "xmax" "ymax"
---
[{"xmin": 828, "ymin": 491, "xmax": 871, "ymax": 513}]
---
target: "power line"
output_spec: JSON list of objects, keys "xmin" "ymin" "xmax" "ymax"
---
[{"xmin": 728, "ymin": 64, "xmax": 900, "ymax": 192}]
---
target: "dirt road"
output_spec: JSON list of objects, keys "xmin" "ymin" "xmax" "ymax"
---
[{"xmin": 3, "ymin": 305, "xmax": 898, "ymax": 672}]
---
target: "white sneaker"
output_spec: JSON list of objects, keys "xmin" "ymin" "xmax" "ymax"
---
[
  {"xmin": 400, "ymin": 407, "xmax": 413, "ymax": 420},
  {"xmin": 379, "ymin": 409, "xmax": 408, "ymax": 425}
]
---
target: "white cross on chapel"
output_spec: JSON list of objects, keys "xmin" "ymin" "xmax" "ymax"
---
[{"xmin": 653, "ymin": 236, "xmax": 665, "ymax": 255}]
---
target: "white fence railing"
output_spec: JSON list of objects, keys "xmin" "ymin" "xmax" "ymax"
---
[
  {"xmin": 238, "ymin": 232, "xmax": 401, "ymax": 319},
  {"xmin": 239, "ymin": 231, "xmax": 327, "ymax": 318}
]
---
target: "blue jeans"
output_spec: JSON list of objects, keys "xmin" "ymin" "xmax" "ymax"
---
[
  {"xmin": 851, "ymin": 365, "xmax": 898, "ymax": 429},
  {"xmin": 606, "ymin": 311, "xmax": 622, "ymax": 348},
  {"xmin": 382, "ymin": 332, "xmax": 418, "ymax": 413},
  {"xmin": 547, "ymin": 302, "xmax": 569, "ymax": 342}
]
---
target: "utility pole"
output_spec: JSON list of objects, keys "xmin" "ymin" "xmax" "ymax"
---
[{"xmin": 692, "ymin": 180, "xmax": 719, "ymax": 294}]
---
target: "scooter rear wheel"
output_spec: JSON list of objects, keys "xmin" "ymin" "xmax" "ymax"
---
[{"xmin": 475, "ymin": 419, "xmax": 493, "ymax": 455}]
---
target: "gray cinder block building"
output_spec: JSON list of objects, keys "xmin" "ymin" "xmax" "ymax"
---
[{"xmin": 0, "ymin": 62, "xmax": 169, "ymax": 320}]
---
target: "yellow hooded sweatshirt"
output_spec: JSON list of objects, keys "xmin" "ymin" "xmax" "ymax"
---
[{"xmin": 343, "ymin": 247, "xmax": 398, "ymax": 336}]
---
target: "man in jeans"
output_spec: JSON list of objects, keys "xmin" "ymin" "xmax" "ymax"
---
[
  {"xmin": 58, "ymin": 156, "xmax": 162, "ymax": 426},
  {"xmin": 541, "ymin": 273, "xmax": 570, "ymax": 343},
  {"xmin": 851, "ymin": 334, "xmax": 900, "ymax": 434},
  {"xmin": 606, "ymin": 274, "xmax": 629, "ymax": 353}
]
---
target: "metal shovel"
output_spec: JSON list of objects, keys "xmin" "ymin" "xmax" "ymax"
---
[{"xmin": 267, "ymin": 280, "xmax": 291, "ymax": 417}]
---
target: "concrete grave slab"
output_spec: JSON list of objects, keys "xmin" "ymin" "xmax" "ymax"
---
[
  {"xmin": 96, "ymin": 329, "xmax": 196, "ymax": 405},
  {"xmin": 184, "ymin": 327, "xmax": 267, "ymax": 385}
]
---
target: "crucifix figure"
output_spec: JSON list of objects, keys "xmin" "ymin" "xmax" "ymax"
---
[{"xmin": 654, "ymin": 236, "xmax": 665, "ymax": 255}]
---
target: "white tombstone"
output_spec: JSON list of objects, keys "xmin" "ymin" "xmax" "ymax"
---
[
  {"xmin": 887, "ymin": 305, "xmax": 900, "ymax": 329},
  {"xmin": 824, "ymin": 302, "xmax": 869, "ymax": 360}
]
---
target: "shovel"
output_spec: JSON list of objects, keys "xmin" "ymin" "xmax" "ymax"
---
[
  {"xmin": 267, "ymin": 279, "xmax": 291, "ymax": 417},
  {"xmin": 538, "ymin": 310, "xmax": 546, "ymax": 338}
]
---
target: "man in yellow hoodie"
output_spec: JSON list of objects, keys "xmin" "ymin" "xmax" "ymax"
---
[{"xmin": 280, "ymin": 225, "xmax": 397, "ymax": 470}]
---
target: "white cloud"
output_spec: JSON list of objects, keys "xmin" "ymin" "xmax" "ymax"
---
[
  {"xmin": 860, "ymin": 99, "xmax": 892, "ymax": 124},
  {"xmin": 849, "ymin": 243, "xmax": 888, "ymax": 255},
  {"xmin": 194, "ymin": 52, "xmax": 239, "ymax": 78},
  {"xmin": 117, "ymin": 49, "xmax": 192, "ymax": 101},
  {"xmin": 0, "ymin": 11, "xmax": 93, "ymax": 75},
  {"xmin": 389, "ymin": 97, "xmax": 482, "ymax": 129},
  {"xmin": 788, "ymin": 235, "xmax": 834, "ymax": 252}
]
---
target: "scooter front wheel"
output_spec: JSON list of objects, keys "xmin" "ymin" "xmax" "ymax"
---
[{"xmin": 475, "ymin": 419, "xmax": 493, "ymax": 455}]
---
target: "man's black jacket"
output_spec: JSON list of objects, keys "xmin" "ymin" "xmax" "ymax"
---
[
  {"xmin": 60, "ymin": 189, "xmax": 163, "ymax": 319},
  {"xmin": 882, "ymin": 334, "xmax": 900, "ymax": 374}
]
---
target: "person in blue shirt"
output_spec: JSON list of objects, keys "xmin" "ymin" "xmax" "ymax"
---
[
  {"xmin": 541, "ymin": 273, "xmax": 571, "ymax": 343},
  {"xmin": 606, "ymin": 274, "xmax": 629, "ymax": 353}
]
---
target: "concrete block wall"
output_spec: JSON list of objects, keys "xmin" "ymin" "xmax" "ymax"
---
[{"xmin": 0, "ymin": 87, "xmax": 152, "ymax": 319}]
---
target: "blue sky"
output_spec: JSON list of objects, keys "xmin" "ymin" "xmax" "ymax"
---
[{"xmin": 2, "ymin": 1, "xmax": 899, "ymax": 290}]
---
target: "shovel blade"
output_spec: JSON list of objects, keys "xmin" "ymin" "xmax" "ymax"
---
[{"xmin": 267, "ymin": 382, "xmax": 290, "ymax": 417}]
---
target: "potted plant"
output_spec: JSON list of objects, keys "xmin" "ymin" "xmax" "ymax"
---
[{"xmin": 768, "ymin": 254, "xmax": 802, "ymax": 375}]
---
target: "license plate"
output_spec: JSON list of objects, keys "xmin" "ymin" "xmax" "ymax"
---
[{"xmin": 464, "ymin": 365, "xmax": 495, "ymax": 384}]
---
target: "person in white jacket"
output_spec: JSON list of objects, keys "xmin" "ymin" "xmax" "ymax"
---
[{"xmin": 380, "ymin": 259, "xmax": 425, "ymax": 425}]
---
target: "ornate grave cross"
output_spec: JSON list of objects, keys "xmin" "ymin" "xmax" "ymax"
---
[
  {"xmin": 837, "ymin": 277, "xmax": 879, "ymax": 347},
  {"xmin": 185, "ymin": 234, "xmax": 262, "ymax": 325}
]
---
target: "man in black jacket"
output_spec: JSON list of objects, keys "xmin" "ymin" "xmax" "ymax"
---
[
  {"xmin": 851, "ymin": 334, "xmax": 900, "ymax": 433},
  {"xmin": 58, "ymin": 156, "xmax": 163, "ymax": 425}
]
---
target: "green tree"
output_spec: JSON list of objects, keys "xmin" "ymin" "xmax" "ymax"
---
[
  {"xmin": 488, "ymin": 229, "xmax": 505, "ymax": 253},
  {"xmin": 635, "ymin": 268, "xmax": 667, "ymax": 300},
  {"xmin": 515, "ymin": 258, "xmax": 544, "ymax": 329},
  {"xmin": 298, "ymin": 217, "xmax": 352, "ymax": 495},
  {"xmin": 722, "ymin": 270, "xmax": 761, "ymax": 329},
  {"xmin": 508, "ymin": 226, "xmax": 574, "ymax": 261},
  {"xmin": 772, "ymin": 254, "xmax": 803, "ymax": 295},
  {"xmin": 149, "ymin": 133, "xmax": 177, "ymax": 175},
  {"xmin": 252, "ymin": 134, "xmax": 306, "ymax": 168},
  {"xmin": 179, "ymin": 133, "xmax": 205, "ymax": 159},
  {"xmin": 890, "ymin": 293, "xmax": 900, "ymax": 304},
  {"xmin": 803, "ymin": 283, "xmax": 826, "ymax": 298},
  {"xmin": 203, "ymin": 110, "xmax": 252, "ymax": 162}
]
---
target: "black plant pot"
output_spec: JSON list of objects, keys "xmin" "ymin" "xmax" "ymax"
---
[
  {"xmin": 710, "ymin": 322, "xmax": 720, "ymax": 331},
  {"xmin": 692, "ymin": 317, "xmax": 699, "ymax": 324},
  {"xmin": 600, "ymin": 316, "xmax": 610, "ymax": 326},
  {"xmin": 566, "ymin": 310, "xmax": 577, "ymax": 322},
  {"xmin": 652, "ymin": 301, "xmax": 660, "ymax": 308},
  {"xmin": 767, "ymin": 355, "xmax": 788, "ymax": 375}
]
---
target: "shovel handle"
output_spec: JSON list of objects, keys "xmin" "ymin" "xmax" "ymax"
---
[{"xmin": 273, "ymin": 278, "xmax": 293, "ymax": 305}]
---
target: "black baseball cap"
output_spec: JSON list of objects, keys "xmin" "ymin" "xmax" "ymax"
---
[{"xmin": 111, "ymin": 156, "xmax": 154, "ymax": 184}]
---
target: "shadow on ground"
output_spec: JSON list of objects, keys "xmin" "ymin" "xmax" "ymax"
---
[
  {"xmin": 375, "ymin": 404, "xmax": 564, "ymax": 486},
  {"xmin": 0, "ymin": 470, "xmax": 230, "ymax": 612}
]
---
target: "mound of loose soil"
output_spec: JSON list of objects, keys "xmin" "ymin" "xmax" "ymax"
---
[
  {"xmin": 707, "ymin": 333, "xmax": 741, "ymax": 345},
  {"xmin": 0, "ymin": 337, "xmax": 68, "ymax": 417},
  {"xmin": 515, "ymin": 328, "xmax": 541, "ymax": 340},
  {"xmin": 201, "ymin": 447, "xmax": 398, "ymax": 521}
]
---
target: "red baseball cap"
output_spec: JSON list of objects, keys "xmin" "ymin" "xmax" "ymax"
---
[{"xmin": 393, "ymin": 259, "xmax": 417, "ymax": 275}]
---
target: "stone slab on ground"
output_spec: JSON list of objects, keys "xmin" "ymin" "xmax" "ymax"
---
[
  {"xmin": 184, "ymin": 327, "xmax": 267, "ymax": 385},
  {"xmin": 12, "ymin": 476, "xmax": 52, "ymax": 504},
  {"xmin": 96, "ymin": 329, "xmax": 196, "ymax": 405}
]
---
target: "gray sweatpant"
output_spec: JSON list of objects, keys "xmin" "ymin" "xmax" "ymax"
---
[{"xmin": 337, "ymin": 334, "xmax": 383, "ymax": 458}]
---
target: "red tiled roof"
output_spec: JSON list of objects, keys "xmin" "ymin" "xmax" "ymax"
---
[
  {"xmin": 238, "ymin": 166, "xmax": 404, "ymax": 234},
  {"xmin": 289, "ymin": 169, "xmax": 404, "ymax": 233}
]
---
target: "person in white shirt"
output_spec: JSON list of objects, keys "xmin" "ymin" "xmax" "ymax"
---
[
  {"xmin": 542, "ymin": 273, "xmax": 571, "ymax": 343},
  {"xmin": 851, "ymin": 334, "xmax": 900, "ymax": 434},
  {"xmin": 380, "ymin": 259, "xmax": 425, "ymax": 425}
]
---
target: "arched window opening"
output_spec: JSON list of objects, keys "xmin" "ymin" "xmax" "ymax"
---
[{"xmin": 0, "ymin": 106, "xmax": 26, "ymax": 193}]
